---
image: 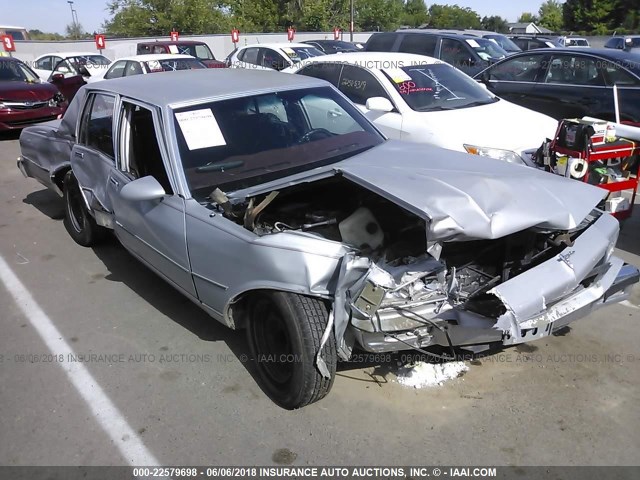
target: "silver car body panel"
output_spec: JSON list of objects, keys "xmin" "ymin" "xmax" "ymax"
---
[{"xmin": 15, "ymin": 69, "xmax": 639, "ymax": 361}]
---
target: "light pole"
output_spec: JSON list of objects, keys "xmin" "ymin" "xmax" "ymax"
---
[
  {"xmin": 67, "ymin": 1, "xmax": 77, "ymax": 38},
  {"xmin": 350, "ymin": 0, "xmax": 354, "ymax": 41}
]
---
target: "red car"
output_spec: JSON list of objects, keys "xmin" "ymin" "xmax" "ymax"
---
[
  {"xmin": 0, "ymin": 57, "xmax": 67, "ymax": 131},
  {"xmin": 136, "ymin": 40, "xmax": 226, "ymax": 68}
]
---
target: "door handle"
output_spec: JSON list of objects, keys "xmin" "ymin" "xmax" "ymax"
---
[
  {"xmin": 109, "ymin": 177, "xmax": 119, "ymax": 187},
  {"xmin": 327, "ymin": 109, "xmax": 343, "ymax": 118},
  {"xmin": 74, "ymin": 151, "xmax": 84, "ymax": 158}
]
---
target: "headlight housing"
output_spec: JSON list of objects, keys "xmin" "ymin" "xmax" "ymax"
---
[
  {"xmin": 48, "ymin": 93, "xmax": 66, "ymax": 107},
  {"xmin": 464, "ymin": 144, "xmax": 525, "ymax": 164}
]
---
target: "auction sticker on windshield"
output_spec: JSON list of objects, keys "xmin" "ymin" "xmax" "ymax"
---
[
  {"xmin": 175, "ymin": 109, "xmax": 226, "ymax": 150},
  {"xmin": 466, "ymin": 39, "xmax": 480, "ymax": 48},
  {"xmin": 384, "ymin": 67, "xmax": 412, "ymax": 83}
]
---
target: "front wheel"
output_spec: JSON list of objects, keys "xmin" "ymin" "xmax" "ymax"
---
[
  {"xmin": 246, "ymin": 292, "xmax": 336, "ymax": 409},
  {"xmin": 63, "ymin": 171, "xmax": 106, "ymax": 247}
]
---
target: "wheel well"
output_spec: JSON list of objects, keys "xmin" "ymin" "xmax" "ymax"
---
[
  {"xmin": 227, "ymin": 289, "xmax": 331, "ymax": 330},
  {"xmin": 53, "ymin": 166, "xmax": 72, "ymax": 192}
]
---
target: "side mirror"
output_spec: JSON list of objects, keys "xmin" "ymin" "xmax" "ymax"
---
[
  {"xmin": 365, "ymin": 97, "xmax": 394, "ymax": 113},
  {"xmin": 120, "ymin": 176, "xmax": 166, "ymax": 202},
  {"xmin": 50, "ymin": 73, "xmax": 65, "ymax": 82}
]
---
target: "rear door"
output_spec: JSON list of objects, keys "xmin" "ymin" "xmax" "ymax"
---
[
  {"xmin": 70, "ymin": 91, "xmax": 118, "ymax": 224},
  {"xmin": 530, "ymin": 53, "xmax": 608, "ymax": 120}
]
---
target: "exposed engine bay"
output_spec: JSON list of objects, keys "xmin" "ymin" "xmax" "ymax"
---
[{"xmin": 212, "ymin": 176, "xmax": 593, "ymax": 323}]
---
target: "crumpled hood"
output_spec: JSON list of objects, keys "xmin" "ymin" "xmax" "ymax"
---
[
  {"xmin": 418, "ymin": 98, "xmax": 558, "ymax": 153},
  {"xmin": 337, "ymin": 141, "xmax": 606, "ymax": 242}
]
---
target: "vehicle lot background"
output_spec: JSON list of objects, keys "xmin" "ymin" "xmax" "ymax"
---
[
  {"xmin": 0, "ymin": 133, "xmax": 639, "ymax": 466},
  {"xmin": 9, "ymin": 34, "xmax": 613, "ymax": 66}
]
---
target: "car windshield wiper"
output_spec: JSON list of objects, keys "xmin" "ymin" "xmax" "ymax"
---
[
  {"xmin": 196, "ymin": 159, "xmax": 244, "ymax": 173},
  {"xmin": 414, "ymin": 105, "xmax": 457, "ymax": 112}
]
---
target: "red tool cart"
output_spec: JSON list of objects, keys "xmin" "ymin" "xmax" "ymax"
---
[{"xmin": 547, "ymin": 118, "xmax": 640, "ymax": 221}]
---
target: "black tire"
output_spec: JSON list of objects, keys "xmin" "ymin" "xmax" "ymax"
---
[
  {"xmin": 246, "ymin": 291, "xmax": 336, "ymax": 409},
  {"xmin": 62, "ymin": 171, "xmax": 106, "ymax": 247}
]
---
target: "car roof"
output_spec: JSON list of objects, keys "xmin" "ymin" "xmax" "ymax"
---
[
  {"xmin": 391, "ymin": 29, "xmax": 480, "ymax": 40},
  {"xmin": 138, "ymin": 40, "xmax": 208, "ymax": 46},
  {"xmin": 239, "ymin": 42, "xmax": 317, "ymax": 49},
  {"xmin": 36, "ymin": 52, "xmax": 107, "ymax": 59},
  {"xmin": 492, "ymin": 48, "xmax": 640, "ymax": 73},
  {"xmin": 299, "ymin": 51, "xmax": 443, "ymax": 67},
  {"xmin": 112, "ymin": 54, "xmax": 195, "ymax": 62},
  {"xmin": 89, "ymin": 68, "xmax": 329, "ymax": 107}
]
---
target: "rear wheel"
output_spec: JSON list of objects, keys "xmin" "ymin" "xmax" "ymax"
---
[
  {"xmin": 246, "ymin": 291, "xmax": 336, "ymax": 409},
  {"xmin": 63, "ymin": 171, "xmax": 106, "ymax": 247}
]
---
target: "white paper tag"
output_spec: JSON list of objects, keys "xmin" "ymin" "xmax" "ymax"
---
[
  {"xmin": 384, "ymin": 67, "xmax": 412, "ymax": 83},
  {"xmin": 168, "ymin": 45, "xmax": 179, "ymax": 54},
  {"xmin": 175, "ymin": 109, "xmax": 226, "ymax": 150},
  {"xmin": 466, "ymin": 39, "xmax": 480, "ymax": 48}
]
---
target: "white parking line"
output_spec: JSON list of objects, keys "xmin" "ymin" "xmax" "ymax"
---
[{"xmin": 0, "ymin": 255, "xmax": 161, "ymax": 467}]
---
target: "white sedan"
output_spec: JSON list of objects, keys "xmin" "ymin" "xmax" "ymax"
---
[
  {"xmin": 32, "ymin": 52, "xmax": 111, "ymax": 83},
  {"xmin": 94, "ymin": 54, "xmax": 206, "ymax": 81},
  {"xmin": 227, "ymin": 43, "xmax": 324, "ymax": 71},
  {"xmin": 291, "ymin": 52, "xmax": 558, "ymax": 164}
]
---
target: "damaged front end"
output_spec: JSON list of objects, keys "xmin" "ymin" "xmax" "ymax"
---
[
  {"xmin": 344, "ymin": 209, "xmax": 638, "ymax": 355},
  {"xmin": 216, "ymin": 157, "xmax": 639, "ymax": 361}
]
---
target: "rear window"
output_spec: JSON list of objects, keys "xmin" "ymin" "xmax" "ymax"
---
[{"xmin": 366, "ymin": 33, "xmax": 397, "ymax": 51}]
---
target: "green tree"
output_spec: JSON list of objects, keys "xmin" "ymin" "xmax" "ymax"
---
[
  {"xmin": 427, "ymin": 4, "xmax": 482, "ymax": 29},
  {"xmin": 65, "ymin": 22, "xmax": 88, "ymax": 39},
  {"xmin": 517, "ymin": 12, "xmax": 539, "ymax": 23},
  {"xmin": 104, "ymin": 0, "xmax": 232, "ymax": 36},
  {"xmin": 29, "ymin": 29, "xmax": 65, "ymax": 40},
  {"xmin": 481, "ymin": 15, "xmax": 508, "ymax": 33},
  {"xmin": 538, "ymin": 0, "xmax": 563, "ymax": 31},
  {"xmin": 562, "ymin": 0, "xmax": 617, "ymax": 32},
  {"xmin": 400, "ymin": 0, "xmax": 429, "ymax": 27},
  {"xmin": 356, "ymin": 0, "xmax": 403, "ymax": 31}
]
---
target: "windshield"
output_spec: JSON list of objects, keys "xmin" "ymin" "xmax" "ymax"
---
[
  {"xmin": 173, "ymin": 44, "xmax": 214, "ymax": 60},
  {"xmin": 466, "ymin": 38, "xmax": 508, "ymax": 61},
  {"xmin": 144, "ymin": 58, "xmax": 206, "ymax": 72},
  {"xmin": 484, "ymin": 34, "xmax": 521, "ymax": 53},
  {"xmin": 286, "ymin": 46, "xmax": 325, "ymax": 63},
  {"xmin": 0, "ymin": 60, "xmax": 40, "ymax": 82},
  {"xmin": 321, "ymin": 41, "xmax": 360, "ymax": 53},
  {"xmin": 173, "ymin": 86, "xmax": 384, "ymax": 198},
  {"xmin": 70, "ymin": 55, "xmax": 111, "ymax": 66},
  {"xmin": 383, "ymin": 64, "xmax": 497, "ymax": 112}
]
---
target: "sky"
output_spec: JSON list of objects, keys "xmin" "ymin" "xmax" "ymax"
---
[{"xmin": 0, "ymin": 0, "xmax": 558, "ymax": 35}]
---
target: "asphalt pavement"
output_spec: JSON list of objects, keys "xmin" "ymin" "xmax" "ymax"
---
[{"xmin": 1, "ymin": 133, "xmax": 639, "ymax": 467}]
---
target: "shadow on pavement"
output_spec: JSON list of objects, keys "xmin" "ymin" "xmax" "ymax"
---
[{"xmin": 23, "ymin": 188, "xmax": 65, "ymax": 220}]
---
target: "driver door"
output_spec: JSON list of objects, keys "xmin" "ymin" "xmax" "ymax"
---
[{"xmin": 106, "ymin": 100, "xmax": 196, "ymax": 298}]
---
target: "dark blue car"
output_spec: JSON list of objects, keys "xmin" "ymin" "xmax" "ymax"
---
[{"xmin": 474, "ymin": 48, "xmax": 640, "ymax": 124}]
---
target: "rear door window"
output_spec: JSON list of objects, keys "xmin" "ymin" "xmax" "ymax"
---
[
  {"xmin": 338, "ymin": 65, "xmax": 391, "ymax": 106},
  {"xmin": 545, "ymin": 55, "xmax": 604, "ymax": 86},
  {"xmin": 78, "ymin": 93, "xmax": 116, "ymax": 159},
  {"xmin": 440, "ymin": 39, "xmax": 474, "ymax": 68},
  {"xmin": 104, "ymin": 61, "xmax": 126, "ymax": 79},
  {"xmin": 297, "ymin": 62, "xmax": 342, "ymax": 86},
  {"xmin": 398, "ymin": 34, "xmax": 437, "ymax": 56},
  {"xmin": 366, "ymin": 33, "xmax": 397, "ymax": 51}
]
